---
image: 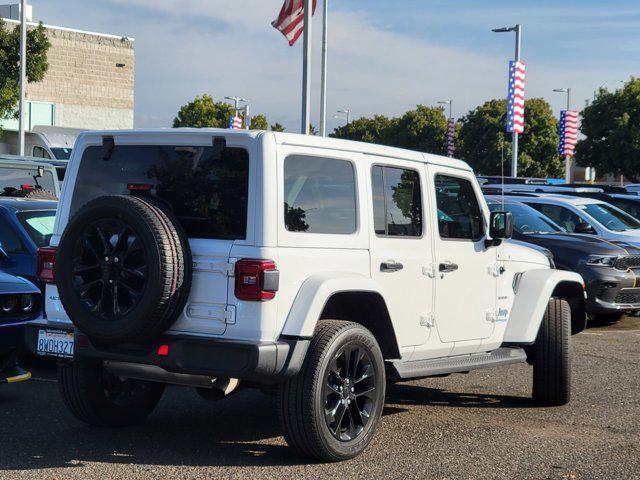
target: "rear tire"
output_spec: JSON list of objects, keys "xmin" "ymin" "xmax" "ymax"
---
[
  {"xmin": 58, "ymin": 358, "xmax": 165, "ymax": 427},
  {"xmin": 278, "ymin": 320, "xmax": 386, "ymax": 462},
  {"xmin": 532, "ymin": 298, "xmax": 571, "ymax": 406}
]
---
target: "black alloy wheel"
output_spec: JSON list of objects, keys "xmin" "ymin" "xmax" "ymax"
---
[
  {"xmin": 73, "ymin": 219, "xmax": 147, "ymax": 320},
  {"xmin": 278, "ymin": 320, "xmax": 386, "ymax": 461},
  {"xmin": 323, "ymin": 344, "xmax": 378, "ymax": 441},
  {"xmin": 56, "ymin": 195, "xmax": 191, "ymax": 343}
]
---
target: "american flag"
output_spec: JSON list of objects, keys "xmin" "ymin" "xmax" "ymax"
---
[
  {"xmin": 446, "ymin": 118, "xmax": 455, "ymax": 157},
  {"xmin": 272, "ymin": 0, "xmax": 317, "ymax": 46},
  {"xmin": 229, "ymin": 116, "xmax": 243, "ymax": 130},
  {"xmin": 506, "ymin": 60, "xmax": 526, "ymax": 134},
  {"xmin": 558, "ymin": 110, "xmax": 579, "ymax": 156}
]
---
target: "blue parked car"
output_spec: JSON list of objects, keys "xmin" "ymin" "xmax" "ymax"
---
[
  {"xmin": 0, "ymin": 271, "xmax": 41, "ymax": 384},
  {"xmin": 0, "ymin": 198, "xmax": 57, "ymax": 288}
]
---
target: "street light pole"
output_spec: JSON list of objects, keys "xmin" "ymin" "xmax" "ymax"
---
[
  {"xmin": 18, "ymin": 0, "xmax": 27, "ymax": 156},
  {"xmin": 319, "ymin": 0, "xmax": 329, "ymax": 137},
  {"xmin": 224, "ymin": 96, "xmax": 248, "ymax": 128},
  {"xmin": 437, "ymin": 99, "xmax": 453, "ymax": 119},
  {"xmin": 553, "ymin": 88, "xmax": 572, "ymax": 182},
  {"xmin": 334, "ymin": 109, "xmax": 351, "ymax": 125},
  {"xmin": 492, "ymin": 24, "xmax": 522, "ymax": 178}
]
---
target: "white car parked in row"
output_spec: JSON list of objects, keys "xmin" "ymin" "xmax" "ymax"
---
[
  {"xmin": 29, "ymin": 129, "xmax": 584, "ymax": 461},
  {"xmin": 508, "ymin": 193, "xmax": 640, "ymax": 244}
]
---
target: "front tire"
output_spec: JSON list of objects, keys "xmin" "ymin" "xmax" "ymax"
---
[
  {"xmin": 58, "ymin": 358, "xmax": 165, "ymax": 427},
  {"xmin": 278, "ymin": 320, "xmax": 386, "ymax": 462},
  {"xmin": 532, "ymin": 298, "xmax": 571, "ymax": 406}
]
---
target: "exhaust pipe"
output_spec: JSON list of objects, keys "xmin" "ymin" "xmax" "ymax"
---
[{"xmin": 104, "ymin": 361, "xmax": 240, "ymax": 397}]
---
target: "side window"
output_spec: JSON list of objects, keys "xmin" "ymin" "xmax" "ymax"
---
[
  {"xmin": 32, "ymin": 146, "xmax": 51, "ymax": 159},
  {"xmin": 284, "ymin": 155, "xmax": 357, "ymax": 234},
  {"xmin": 526, "ymin": 203, "xmax": 583, "ymax": 233},
  {"xmin": 0, "ymin": 219, "xmax": 27, "ymax": 255},
  {"xmin": 371, "ymin": 165, "xmax": 422, "ymax": 237},
  {"xmin": 435, "ymin": 175, "xmax": 484, "ymax": 240}
]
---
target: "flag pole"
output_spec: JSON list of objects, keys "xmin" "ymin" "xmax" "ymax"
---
[
  {"xmin": 18, "ymin": 0, "xmax": 27, "ymax": 156},
  {"xmin": 301, "ymin": 0, "xmax": 312, "ymax": 134},
  {"xmin": 319, "ymin": 0, "xmax": 328, "ymax": 137}
]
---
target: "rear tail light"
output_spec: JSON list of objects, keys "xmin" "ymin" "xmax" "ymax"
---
[
  {"xmin": 234, "ymin": 259, "xmax": 279, "ymax": 301},
  {"xmin": 37, "ymin": 246, "xmax": 57, "ymax": 284}
]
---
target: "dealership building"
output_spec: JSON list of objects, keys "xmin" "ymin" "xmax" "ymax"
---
[{"xmin": 0, "ymin": 3, "xmax": 134, "ymax": 131}]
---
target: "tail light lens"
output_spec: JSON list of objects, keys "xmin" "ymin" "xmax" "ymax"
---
[
  {"xmin": 234, "ymin": 259, "xmax": 279, "ymax": 301},
  {"xmin": 37, "ymin": 246, "xmax": 57, "ymax": 284}
]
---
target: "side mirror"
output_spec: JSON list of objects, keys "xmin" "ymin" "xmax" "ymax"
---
[
  {"xmin": 575, "ymin": 222, "xmax": 596, "ymax": 234},
  {"xmin": 489, "ymin": 211, "xmax": 513, "ymax": 240}
]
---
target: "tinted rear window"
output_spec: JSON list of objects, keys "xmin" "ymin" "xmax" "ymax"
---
[{"xmin": 71, "ymin": 145, "xmax": 249, "ymax": 240}]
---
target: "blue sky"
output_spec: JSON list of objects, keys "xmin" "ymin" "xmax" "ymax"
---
[{"xmin": 30, "ymin": 0, "xmax": 640, "ymax": 131}]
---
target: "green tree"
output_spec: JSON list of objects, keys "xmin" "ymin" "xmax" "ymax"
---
[
  {"xmin": 331, "ymin": 115, "xmax": 397, "ymax": 145},
  {"xmin": 393, "ymin": 105, "xmax": 449, "ymax": 155},
  {"xmin": 331, "ymin": 105, "xmax": 448, "ymax": 154},
  {"xmin": 270, "ymin": 122, "xmax": 286, "ymax": 132},
  {"xmin": 0, "ymin": 20, "xmax": 51, "ymax": 125},
  {"xmin": 457, "ymin": 98, "xmax": 563, "ymax": 177},
  {"xmin": 576, "ymin": 78, "xmax": 640, "ymax": 180},
  {"xmin": 249, "ymin": 114, "xmax": 268, "ymax": 130},
  {"xmin": 173, "ymin": 94, "xmax": 234, "ymax": 128}
]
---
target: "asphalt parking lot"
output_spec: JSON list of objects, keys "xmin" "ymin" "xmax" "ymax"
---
[{"xmin": 1, "ymin": 317, "xmax": 639, "ymax": 480}]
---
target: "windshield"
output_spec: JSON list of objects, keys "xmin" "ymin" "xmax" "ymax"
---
[
  {"xmin": 579, "ymin": 203, "xmax": 640, "ymax": 231},
  {"xmin": 50, "ymin": 148, "xmax": 72, "ymax": 160},
  {"xmin": 16, "ymin": 210, "xmax": 56, "ymax": 248},
  {"xmin": 489, "ymin": 202, "xmax": 564, "ymax": 234}
]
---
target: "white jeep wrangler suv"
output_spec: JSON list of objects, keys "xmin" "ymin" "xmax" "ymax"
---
[{"xmin": 30, "ymin": 129, "xmax": 585, "ymax": 461}]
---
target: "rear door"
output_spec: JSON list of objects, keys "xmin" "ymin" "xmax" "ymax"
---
[
  {"xmin": 368, "ymin": 160, "xmax": 434, "ymax": 349},
  {"xmin": 428, "ymin": 167, "xmax": 496, "ymax": 343}
]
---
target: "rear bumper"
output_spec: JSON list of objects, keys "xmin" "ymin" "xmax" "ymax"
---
[{"xmin": 24, "ymin": 323, "xmax": 309, "ymax": 384}]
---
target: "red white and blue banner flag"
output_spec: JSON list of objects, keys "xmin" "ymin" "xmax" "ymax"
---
[
  {"xmin": 559, "ymin": 110, "xmax": 579, "ymax": 156},
  {"xmin": 229, "ymin": 116, "xmax": 243, "ymax": 129},
  {"xmin": 272, "ymin": 0, "xmax": 317, "ymax": 46},
  {"xmin": 506, "ymin": 60, "xmax": 526, "ymax": 134},
  {"xmin": 446, "ymin": 118, "xmax": 455, "ymax": 157}
]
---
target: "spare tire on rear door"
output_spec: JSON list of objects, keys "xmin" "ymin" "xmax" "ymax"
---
[{"xmin": 56, "ymin": 195, "xmax": 192, "ymax": 343}]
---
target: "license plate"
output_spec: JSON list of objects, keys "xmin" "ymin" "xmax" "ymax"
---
[{"xmin": 36, "ymin": 329, "xmax": 74, "ymax": 358}]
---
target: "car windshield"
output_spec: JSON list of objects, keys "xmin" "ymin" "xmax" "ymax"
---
[
  {"xmin": 50, "ymin": 148, "xmax": 72, "ymax": 160},
  {"xmin": 489, "ymin": 202, "xmax": 564, "ymax": 234},
  {"xmin": 579, "ymin": 203, "xmax": 640, "ymax": 231},
  {"xmin": 16, "ymin": 210, "xmax": 56, "ymax": 248}
]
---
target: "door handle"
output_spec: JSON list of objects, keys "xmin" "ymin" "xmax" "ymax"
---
[
  {"xmin": 380, "ymin": 261, "xmax": 403, "ymax": 272},
  {"xmin": 439, "ymin": 261, "xmax": 458, "ymax": 273}
]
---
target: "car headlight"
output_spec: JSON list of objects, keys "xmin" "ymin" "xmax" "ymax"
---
[
  {"xmin": 586, "ymin": 255, "xmax": 618, "ymax": 267},
  {"xmin": 1, "ymin": 296, "xmax": 16, "ymax": 313},
  {"xmin": 20, "ymin": 294, "xmax": 35, "ymax": 312}
]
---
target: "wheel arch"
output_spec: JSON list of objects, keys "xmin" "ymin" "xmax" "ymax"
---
[
  {"xmin": 280, "ymin": 273, "xmax": 401, "ymax": 360},
  {"xmin": 504, "ymin": 269, "xmax": 584, "ymax": 344}
]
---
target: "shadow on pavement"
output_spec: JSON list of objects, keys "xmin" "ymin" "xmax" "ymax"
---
[
  {"xmin": 386, "ymin": 382, "xmax": 535, "ymax": 409},
  {"xmin": 1, "ymin": 362, "xmax": 538, "ymax": 471},
  {"xmin": 0, "ymin": 376, "xmax": 315, "ymax": 470}
]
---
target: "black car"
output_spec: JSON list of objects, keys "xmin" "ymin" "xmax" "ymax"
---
[{"xmin": 486, "ymin": 196, "xmax": 640, "ymax": 321}]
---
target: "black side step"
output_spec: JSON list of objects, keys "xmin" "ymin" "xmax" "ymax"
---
[{"xmin": 387, "ymin": 347, "xmax": 527, "ymax": 380}]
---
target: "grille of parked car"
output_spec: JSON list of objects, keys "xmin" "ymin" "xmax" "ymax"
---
[
  {"xmin": 614, "ymin": 288, "xmax": 640, "ymax": 305},
  {"xmin": 614, "ymin": 255, "xmax": 640, "ymax": 270}
]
